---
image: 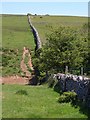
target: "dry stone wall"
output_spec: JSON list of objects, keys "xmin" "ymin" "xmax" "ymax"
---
[
  {"xmin": 54, "ymin": 73, "xmax": 90, "ymax": 106},
  {"xmin": 27, "ymin": 14, "xmax": 90, "ymax": 107},
  {"xmin": 27, "ymin": 15, "xmax": 41, "ymax": 50}
]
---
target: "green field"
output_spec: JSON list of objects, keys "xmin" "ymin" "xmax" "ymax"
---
[
  {"xmin": 31, "ymin": 15, "xmax": 88, "ymax": 44},
  {"xmin": 2, "ymin": 14, "xmax": 88, "ymax": 76},
  {"xmin": 2, "ymin": 84, "xmax": 88, "ymax": 118},
  {"xmin": 2, "ymin": 14, "xmax": 89, "ymax": 118},
  {"xmin": 2, "ymin": 14, "xmax": 35, "ymax": 50},
  {"xmin": 2, "ymin": 15, "xmax": 35, "ymax": 76}
]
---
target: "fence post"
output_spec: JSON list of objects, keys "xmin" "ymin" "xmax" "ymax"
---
[
  {"xmin": 81, "ymin": 67, "xmax": 84, "ymax": 75},
  {"xmin": 65, "ymin": 66, "xmax": 68, "ymax": 74}
]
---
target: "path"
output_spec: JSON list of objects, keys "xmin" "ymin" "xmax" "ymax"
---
[
  {"xmin": 1, "ymin": 47, "xmax": 34, "ymax": 85},
  {"xmin": 1, "ymin": 76, "xmax": 28, "ymax": 85},
  {"xmin": 20, "ymin": 47, "xmax": 34, "ymax": 79}
]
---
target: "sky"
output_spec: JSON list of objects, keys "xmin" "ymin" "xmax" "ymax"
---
[{"xmin": 1, "ymin": 1, "xmax": 89, "ymax": 17}]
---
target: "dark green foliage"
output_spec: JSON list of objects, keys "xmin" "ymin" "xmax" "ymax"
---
[
  {"xmin": 35, "ymin": 48, "xmax": 42, "ymax": 56},
  {"xmin": 54, "ymin": 82, "xmax": 61, "ymax": 93},
  {"xmin": 47, "ymin": 75, "xmax": 61, "ymax": 93},
  {"xmin": 38, "ymin": 71, "xmax": 46, "ymax": 81},
  {"xmin": 47, "ymin": 74, "xmax": 55, "ymax": 88},
  {"xmin": 33, "ymin": 26, "xmax": 88, "ymax": 75},
  {"xmin": 32, "ymin": 48, "xmax": 48, "ymax": 84},
  {"xmin": 58, "ymin": 91, "xmax": 77, "ymax": 103},
  {"xmin": 63, "ymin": 91, "xmax": 77, "ymax": 101},
  {"xmin": 15, "ymin": 89, "xmax": 28, "ymax": 95},
  {"xmin": 32, "ymin": 25, "xmax": 89, "ymax": 86}
]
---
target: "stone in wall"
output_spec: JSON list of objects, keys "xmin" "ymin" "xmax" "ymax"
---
[
  {"xmin": 54, "ymin": 73, "xmax": 90, "ymax": 104},
  {"xmin": 27, "ymin": 15, "xmax": 41, "ymax": 50}
]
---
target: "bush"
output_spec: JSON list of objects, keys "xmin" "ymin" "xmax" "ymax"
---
[
  {"xmin": 64, "ymin": 91, "xmax": 77, "ymax": 98},
  {"xmin": 58, "ymin": 91, "xmax": 77, "ymax": 103},
  {"xmin": 58, "ymin": 95, "xmax": 68, "ymax": 103}
]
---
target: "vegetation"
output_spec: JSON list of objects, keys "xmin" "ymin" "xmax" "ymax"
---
[
  {"xmin": 58, "ymin": 91, "xmax": 77, "ymax": 103},
  {"xmin": 2, "ymin": 14, "xmax": 90, "ymax": 118},
  {"xmin": 30, "ymin": 15, "xmax": 89, "ymax": 81},
  {"xmin": 15, "ymin": 89, "xmax": 28, "ymax": 95},
  {"xmin": 2, "ymin": 15, "xmax": 35, "ymax": 76},
  {"xmin": 2, "ymin": 15, "xmax": 35, "ymax": 50},
  {"xmin": 2, "ymin": 84, "xmax": 89, "ymax": 118},
  {"xmin": 32, "ymin": 25, "xmax": 89, "ymax": 80},
  {"xmin": 2, "ymin": 14, "xmax": 89, "ymax": 76},
  {"xmin": 2, "ymin": 48, "xmax": 22, "ymax": 76}
]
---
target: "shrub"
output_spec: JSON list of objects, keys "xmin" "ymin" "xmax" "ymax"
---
[
  {"xmin": 63, "ymin": 91, "xmax": 77, "ymax": 100},
  {"xmin": 58, "ymin": 91, "xmax": 77, "ymax": 103},
  {"xmin": 58, "ymin": 95, "xmax": 68, "ymax": 103}
]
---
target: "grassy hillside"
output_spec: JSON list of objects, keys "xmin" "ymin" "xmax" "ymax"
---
[
  {"xmin": 2, "ymin": 14, "xmax": 88, "ymax": 76},
  {"xmin": 2, "ymin": 84, "xmax": 88, "ymax": 118},
  {"xmin": 31, "ymin": 15, "xmax": 88, "ymax": 44},
  {"xmin": 2, "ymin": 15, "xmax": 35, "ymax": 76},
  {"xmin": 2, "ymin": 14, "xmax": 35, "ymax": 50},
  {"xmin": 2, "ymin": 15, "xmax": 89, "ymax": 119}
]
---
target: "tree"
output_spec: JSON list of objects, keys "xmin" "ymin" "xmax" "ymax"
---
[
  {"xmin": 37, "ymin": 27, "xmax": 88, "ymax": 74},
  {"xmin": 32, "ymin": 26, "xmax": 88, "ymax": 78}
]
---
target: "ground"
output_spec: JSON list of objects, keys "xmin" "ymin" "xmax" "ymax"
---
[
  {"xmin": 2, "ymin": 84, "xmax": 88, "ymax": 118},
  {"xmin": 1, "ymin": 14, "xmax": 89, "ymax": 118},
  {"xmin": 1, "ymin": 47, "xmax": 34, "ymax": 85}
]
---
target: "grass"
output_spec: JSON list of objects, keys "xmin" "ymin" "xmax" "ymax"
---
[
  {"xmin": 2, "ymin": 48, "xmax": 22, "ymax": 76},
  {"xmin": 2, "ymin": 84, "xmax": 88, "ymax": 118},
  {"xmin": 2, "ymin": 14, "xmax": 88, "ymax": 76},
  {"xmin": 31, "ymin": 15, "xmax": 88, "ymax": 44},
  {"xmin": 2, "ymin": 15, "xmax": 35, "ymax": 50},
  {"xmin": 2, "ymin": 15, "xmax": 89, "ymax": 118},
  {"xmin": 2, "ymin": 14, "xmax": 35, "ymax": 76}
]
